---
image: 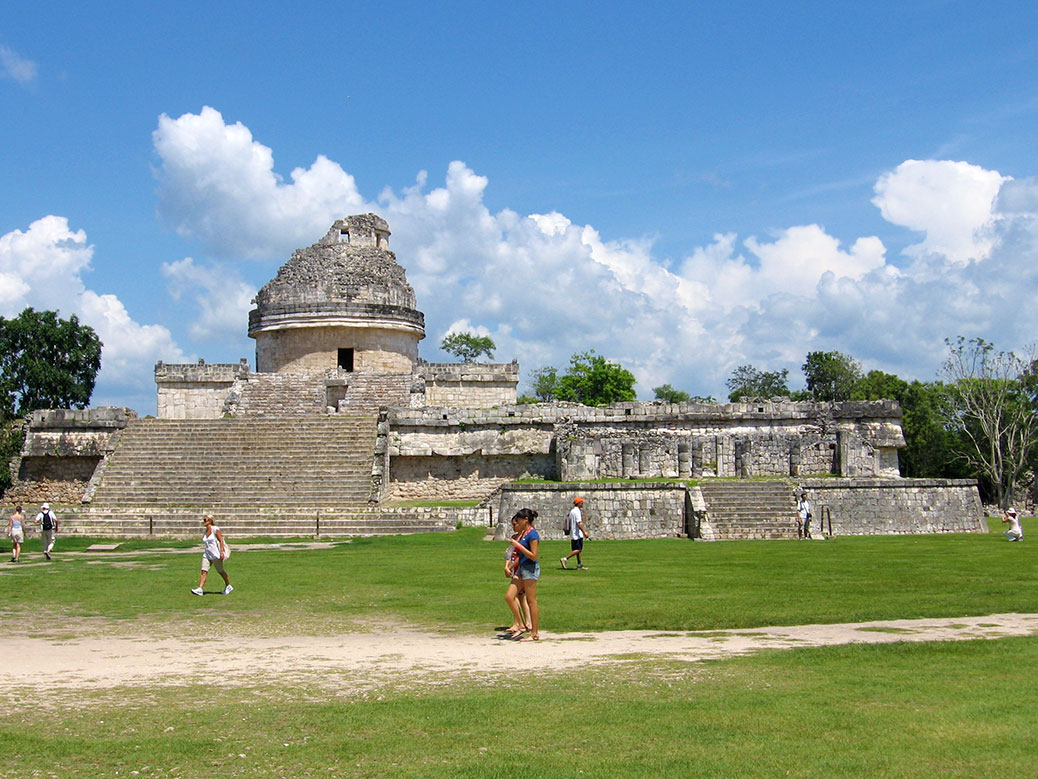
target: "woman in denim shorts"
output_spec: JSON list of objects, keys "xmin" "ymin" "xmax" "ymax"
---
[{"xmin": 506, "ymin": 508, "xmax": 540, "ymax": 641}]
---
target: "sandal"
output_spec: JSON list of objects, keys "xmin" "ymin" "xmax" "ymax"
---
[{"xmin": 519, "ymin": 635, "xmax": 540, "ymax": 642}]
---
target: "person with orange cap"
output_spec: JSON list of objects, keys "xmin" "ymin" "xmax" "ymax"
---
[{"xmin": 560, "ymin": 496, "xmax": 590, "ymax": 570}]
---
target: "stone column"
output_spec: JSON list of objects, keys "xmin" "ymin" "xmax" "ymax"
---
[
  {"xmin": 677, "ymin": 441, "xmax": 691, "ymax": 478},
  {"xmin": 622, "ymin": 443, "xmax": 635, "ymax": 479}
]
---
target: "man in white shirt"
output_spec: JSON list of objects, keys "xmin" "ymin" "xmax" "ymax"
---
[
  {"xmin": 796, "ymin": 493, "xmax": 812, "ymax": 540},
  {"xmin": 34, "ymin": 502, "xmax": 58, "ymax": 560},
  {"xmin": 560, "ymin": 496, "xmax": 590, "ymax": 570}
]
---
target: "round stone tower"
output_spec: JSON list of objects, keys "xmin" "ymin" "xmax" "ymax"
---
[{"xmin": 248, "ymin": 214, "xmax": 425, "ymax": 375}]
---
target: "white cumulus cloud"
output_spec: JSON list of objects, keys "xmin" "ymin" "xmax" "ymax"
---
[
  {"xmin": 0, "ymin": 217, "xmax": 186, "ymax": 410},
  {"xmin": 162, "ymin": 257, "xmax": 256, "ymax": 343},
  {"xmin": 144, "ymin": 107, "xmax": 1038, "ymax": 398},
  {"xmin": 153, "ymin": 106, "xmax": 369, "ymax": 258},
  {"xmin": 872, "ymin": 159, "xmax": 1007, "ymax": 265}
]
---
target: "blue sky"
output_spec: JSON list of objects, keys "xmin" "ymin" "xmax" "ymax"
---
[{"xmin": 2, "ymin": 1, "xmax": 1038, "ymax": 413}]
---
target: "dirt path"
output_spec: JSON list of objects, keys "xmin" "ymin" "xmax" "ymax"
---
[{"xmin": 6, "ymin": 613, "xmax": 1037, "ymax": 693}]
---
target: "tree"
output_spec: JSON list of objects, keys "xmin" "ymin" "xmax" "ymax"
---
[
  {"xmin": 801, "ymin": 351, "xmax": 862, "ymax": 402},
  {"xmin": 0, "ymin": 308, "xmax": 102, "ymax": 418},
  {"xmin": 528, "ymin": 366, "xmax": 561, "ymax": 402},
  {"xmin": 653, "ymin": 384, "xmax": 691, "ymax": 403},
  {"xmin": 725, "ymin": 365, "xmax": 791, "ymax": 402},
  {"xmin": 850, "ymin": 370, "xmax": 909, "ymax": 402},
  {"xmin": 555, "ymin": 351, "xmax": 637, "ymax": 405},
  {"xmin": 939, "ymin": 337, "xmax": 1038, "ymax": 507},
  {"xmin": 440, "ymin": 332, "xmax": 495, "ymax": 362}
]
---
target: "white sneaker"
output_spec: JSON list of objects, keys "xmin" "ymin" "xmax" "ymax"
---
[
  {"xmin": 191, "ymin": 587, "xmax": 203, "ymax": 596},
  {"xmin": 223, "ymin": 585, "xmax": 234, "ymax": 595},
  {"xmin": 560, "ymin": 557, "xmax": 568, "ymax": 569}
]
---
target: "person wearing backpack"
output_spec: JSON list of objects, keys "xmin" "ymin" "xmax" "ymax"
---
[
  {"xmin": 34, "ymin": 502, "xmax": 58, "ymax": 560},
  {"xmin": 560, "ymin": 496, "xmax": 590, "ymax": 570}
]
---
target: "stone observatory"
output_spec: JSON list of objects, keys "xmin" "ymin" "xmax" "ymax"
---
[{"xmin": 248, "ymin": 213, "xmax": 426, "ymax": 375}]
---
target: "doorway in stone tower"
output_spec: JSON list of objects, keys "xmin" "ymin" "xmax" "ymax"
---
[{"xmin": 338, "ymin": 348, "xmax": 354, "ymax": 372}]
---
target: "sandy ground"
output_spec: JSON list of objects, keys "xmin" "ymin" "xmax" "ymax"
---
[{"xmin": 5, "ymin": 613, "xmax": 1037, "ymax": 694}]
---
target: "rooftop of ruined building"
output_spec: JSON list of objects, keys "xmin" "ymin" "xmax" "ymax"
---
[{"xmin": 252, "ymin": 214, "xmax": 417, "ymax": 310}]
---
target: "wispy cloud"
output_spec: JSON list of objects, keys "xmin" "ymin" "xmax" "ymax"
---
[{"xmin": 0, "ymin": 45, "xmax": 38, "ymax": 86}]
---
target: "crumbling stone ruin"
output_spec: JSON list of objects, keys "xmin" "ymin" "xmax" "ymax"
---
[{"xmin": 3, "ymin": 214, "xmax": 985, "ymax": 539}]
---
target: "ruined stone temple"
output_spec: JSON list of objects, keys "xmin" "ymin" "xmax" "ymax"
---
[{"xmin": 5, "ymin": 214, "xmax": 985, "ymax": 539}]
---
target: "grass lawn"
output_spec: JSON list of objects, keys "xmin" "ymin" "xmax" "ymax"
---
[{"xmin": 1, "ymin": 518, "xmax": 1036, "ymax": 776}]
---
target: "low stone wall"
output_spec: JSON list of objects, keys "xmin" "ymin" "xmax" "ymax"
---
[
  {"xmin": 155, "ymin": 360, "xmax": 250, "ymax": 419},
  {"xmin": 800, "ymin": 478, "xmax": 986, "ymax": 535},
  {"xmin": 386, "ymin": 454, "xmax": 554, "ymax": 501},
  {"xmin": 496, "ymin": 482, "xmax": 688, "ymax": 541},
  {"xmin": 417, "ymin": 360, "xmax": 519, "ymax": 407},
  {"xmin": 4, "ymin": 407, "xmax": 136, "ymax": 506}
]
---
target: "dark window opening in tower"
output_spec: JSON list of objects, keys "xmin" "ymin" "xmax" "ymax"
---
[
  {"xmin": 339, "ymin": 230, "xmax": 350, "ymax": 244},
  {"xmin": 338, "ymin": 348, "xmax": 354, "ymax": 372}
]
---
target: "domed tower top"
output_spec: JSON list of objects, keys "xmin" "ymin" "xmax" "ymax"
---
[{"xmin": 249, "ymin": 214, "xmax": 425, "ymax": 376}]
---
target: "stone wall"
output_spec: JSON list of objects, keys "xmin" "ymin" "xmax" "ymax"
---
[
  {"xmin": 385, "ymin": 399, "xmax": 906, "ymax": 498},
  {"xmin": 416, "ymin": 360, "xmax": 519, "ymax": 407},
  {"xmin": 155, "ymin": 360, "xmax": 250, "ymax": 419},
  {"xmin": 386, "ymin": 453, "xmax": 555, "ymax": 501},
  {"xmin": 800, "ymin": 478, "xmax": 986, "ymax": 535},
  {"xmin": 496, "ymin": 482, "xmax": 688, "ymax": 540},
  {"xmin": 493, "ymin": 478, "xmax": 985, "ymax": 542},
  {"xmin": 254, "ymin": 322, "xmax": 419, "ymax": 375},
  {"xmin": 4, "ymin": 407, "xmax": 136, "ymax": 505}
]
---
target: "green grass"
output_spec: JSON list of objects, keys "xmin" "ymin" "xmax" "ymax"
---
[
  {"xmin": 1, "ymin": 637, "xmax": 1036, "ymax": 777},
  {"xmin": 2, "ymin": 519, "xmax": 1036, "ymax": 631},
  {"xmin": 2, "ymin": 520, "xmax": 1037, "ymax": 776}
]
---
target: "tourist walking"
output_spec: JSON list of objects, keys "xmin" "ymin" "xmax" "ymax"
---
[
  {"xmin": 7, "ymin": 505, "xmax": 25, "ymax": 563},
  {"xmin": 192, "ymin": 515, "xmax": 233, "ymax": 596},
  {"xmin": 1002, "ymin": 507, "xmax": 1023, "ymax": 541},
  {"xmin": 560, "ymin": 496, "xmax": 590, "ymax": 569},
  {"xmin": 796, "ymin": 492, "xmax": 812, "ymax": 539},
  {"xmin": 34, "ymin": 502, "xmax": 58, "ymax": 559},
  {"xmin": 505, "ymin": 508, "xmax": 540, "ymax": 641}
]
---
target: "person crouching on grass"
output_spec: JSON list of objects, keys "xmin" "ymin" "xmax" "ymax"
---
[
  {"xmin": 192, "ymin": 514, "xmax": 233, "ymax": 596},
  {"xmin": 505, "ymin": 508, "xmax": 540, "ymax": 641}
]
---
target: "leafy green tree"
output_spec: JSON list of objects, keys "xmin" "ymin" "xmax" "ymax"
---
[
  {"xmin": 653, "ymin": 384, "xmax": 691, "ymax": 403},
  {"xmin": 725, "ymin": 365, "xmax": 791, "ymax": 402},
  {"xmin": 939, "ymin": 337, "xmax": 1038, "ymax": 507},
  {"xmin": 802, "ymin": 351, "xmax": 862, "ymax": 402},
  {"xmin": 0, "ymin": 308, "xmax": 102, "ymax": 418},
  {"xmin": 898, "ymin": 380, "xmax": 970, "ymax": 480},
  {"xmin": 555, "ymin": 351, "xmax": 636, "ymax": 405},
  {"xmin": 440, "ymin": 332, "xmax": 495, "ymax": 362},
  {"xmin": 850, "ymin": 370, "xmax": 909, "ymax": 402},
  {"xmin": 528, "ymin": 366, "xmax": 561, "ymax": 402}
]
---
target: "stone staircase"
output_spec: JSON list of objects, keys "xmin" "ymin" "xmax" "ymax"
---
[
  {"xmin": 341, "ymin": 373, "xmax": 413, "ymax": 412},
  {"xmin": 86, "ymin": 416, "xmax": 377, "ymax": 508},
  {"xmin": 227, "ymin": 373, "xmax": 327, "ymax": 415},
  {"xmin": 696, "ymin": 481, "xmax": 799, "ymax": 540}
]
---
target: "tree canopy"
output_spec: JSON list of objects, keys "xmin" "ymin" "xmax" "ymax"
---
[
  {"xmin": 440, "ymin": 332, "xmax": 495, "ymax": 362},
  {"xmin": 653, "ymin": 384, "xmax": 691, "ymax": 403},
  {"xmin": 802, "ymin": 350, "xmax": 862, "ymax": 402},
  {"xmin": 527, "ymin": 351, "xmax": 636, "ymax": 406},
  {"xmin": 725, "ymin": 365, "xmax": 791, "ymax": 402},
  {"xmin": 0, "ymin": 307, "xmax": 102, "ymax": 418}
]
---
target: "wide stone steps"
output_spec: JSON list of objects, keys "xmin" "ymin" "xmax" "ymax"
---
[
  {"xmin": 698, "ymin": 480, "xmax": 799, "ymax": 540},
  {"xmin": 87, "ymin": 415, "xmax": 378, "ymax": 509}
]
